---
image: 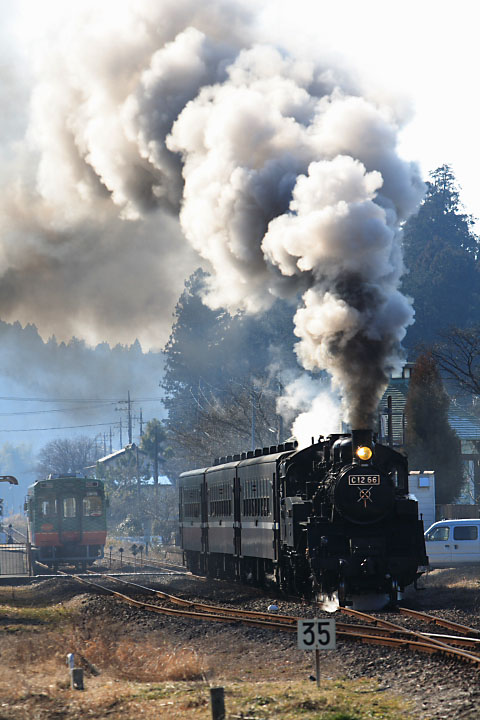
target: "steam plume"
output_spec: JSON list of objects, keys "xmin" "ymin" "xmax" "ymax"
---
[
  {"xmin": 168, "ymin": 48, "xmax": 423, "ymax": 427},
  {"xmin": 2, "ymin": 1, "xmax": 424, "ymax": 429}
]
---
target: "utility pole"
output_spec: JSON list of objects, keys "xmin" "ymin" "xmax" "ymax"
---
[
  {"xmin": 140, "ymin": 408, "xmax": 144, "ymax": 436},
  {"xmin": 251, "ymin": 387, "xmax": 256, "ymax": 451},
  {"xmin": 128, "ymin": 391, "xmax": 132, "ymax": 444},
  {"xmin": 277, "ymin": 378, "xmax": 284, "ymax": 444},
  {"xmin": 103, "ymin": 434, "xmax": 107, "ymax": 455},
  {"xmin": 136, "ymin": 444, "xmax": 141, "ymax": 525},
  {"xmin": 154, "ymin": 423, "xmax": 159, "ymax": 502},
  {"xmin": 109, "ymin": 427, "xmax": 113, "ymax": 454},
  {"xmin": 119, "ymin": 418, "xmax": 123, "ymax": 448}
]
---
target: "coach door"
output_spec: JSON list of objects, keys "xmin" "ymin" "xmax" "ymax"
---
[
  {"xmin": 234, "ymin": 473, "xmax": 241, "ymax": 561},
  {"xmin": 59, "ymin": 491, "xmax": 81, "ymax": 543}
]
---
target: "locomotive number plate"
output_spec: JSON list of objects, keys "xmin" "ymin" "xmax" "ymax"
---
[{"xmin": 349, "ymin": 475, "xmax": 380, "ymax": 485}]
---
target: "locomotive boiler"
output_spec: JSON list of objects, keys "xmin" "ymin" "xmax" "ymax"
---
[{"xmin": 179, "ymin": 429, "xmax": 428, "ymax": 605}]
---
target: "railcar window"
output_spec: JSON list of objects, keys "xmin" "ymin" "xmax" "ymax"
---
[
  {"xmin": 39, "ymin": 499, "xmax": 57, "ymax": 517},
  {"xmin": 83, "ymin": 495, "xmax": 102, "ymax": 517},
  {"xmin": 426, "ymin": 526, "xmax": 449, "ymax": 541},
  {"xmin": 453, "ymin": 525, "xmax": 478, "ymax": 541},
  {"xmin": 183, "ymin": 486, "xmax": 201, "ymax": 518},
  {"xmin": 209, "ymin": 482, "xmax": 232, "ymax": 517},
  {"xmin": 63, "ymin": 497, "xmax": 77, "ymax": 518},
  {"xmin": 242, "ymin": 476, "xmax": 271, "ymax": 517}
]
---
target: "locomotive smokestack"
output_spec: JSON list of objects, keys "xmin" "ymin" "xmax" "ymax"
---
[{"xmin": 351, "ymin": 429, "xmax": 374, "ymax": 464}]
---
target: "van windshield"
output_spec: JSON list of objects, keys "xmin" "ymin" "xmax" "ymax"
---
[{"xmin": 426, "ymin": 526, "xmax": 449, "ymax": 541}]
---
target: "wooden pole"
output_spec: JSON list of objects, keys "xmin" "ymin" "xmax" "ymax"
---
[
  {"xmin": 210, "ymin": 687, "xmax": 225, "ymax": 720},
  {"xmin": 70, "ymin": 668, "xmax": 84, "ymax": 690}
]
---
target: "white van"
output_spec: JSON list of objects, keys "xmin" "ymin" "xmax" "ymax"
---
[{"xmin": 425, "ymin": 519, "xmax": 480, "ymax": 567}]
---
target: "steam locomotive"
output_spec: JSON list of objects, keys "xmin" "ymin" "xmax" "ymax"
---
[
  {"xmin": 179, "ymin": 429, "xmax": 428, "ymax": 605},
  {"xmin": 26, "ymin": 475, "xmax": 107, "ymax": 571}
]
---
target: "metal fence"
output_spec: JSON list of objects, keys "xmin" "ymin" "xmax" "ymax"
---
[{"xmin": 0, "ymin": 543, "xmax": 30, "ymax": 575}]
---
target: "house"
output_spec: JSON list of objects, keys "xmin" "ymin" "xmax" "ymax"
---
[
  {"xmin": 378, "ymin": 365, "xmax": 480, "ymax": 510},
  {"xmin": 84, "ymin": 443, "xmax": 172, "ymax": 486}
]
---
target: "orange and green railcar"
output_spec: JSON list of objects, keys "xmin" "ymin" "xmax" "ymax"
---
[{"xmin": 26, "ymin": 475, "xmax": 107, "ymax": 570}]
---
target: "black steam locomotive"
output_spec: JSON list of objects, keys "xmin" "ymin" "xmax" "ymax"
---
[{"xmin": 179, "ymin": 429, "xmax": 428, "ymax": 604}]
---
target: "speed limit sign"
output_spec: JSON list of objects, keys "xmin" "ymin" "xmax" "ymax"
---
[{"xmin": 297, "ymin": 618, "xmax": 336, "ymax": 650}]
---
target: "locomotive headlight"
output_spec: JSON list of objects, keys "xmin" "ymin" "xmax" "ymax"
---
[{"xmin": 356, "ymin": 446, "xmax": 373, "ymax": 461}]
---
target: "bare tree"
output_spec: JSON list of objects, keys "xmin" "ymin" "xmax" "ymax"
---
[
  {"xmin": 166, "ymin": 375, "xmax": 283, "ymax": 478},
  {"xmin": 36, "ymin": 436, "xmax": 100, "ymax": 479},
  {"xmin": 433, "ymin": 326, "xmax": 480, "ymax": 396}
]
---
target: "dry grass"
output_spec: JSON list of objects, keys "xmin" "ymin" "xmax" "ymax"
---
[
  {"xmin": 0, "ymin": 589, "xmax": 418, "ymax": 719},
  {"xmin": 1, "ymin": 614, "xmax": 209, "ymax": 683}
]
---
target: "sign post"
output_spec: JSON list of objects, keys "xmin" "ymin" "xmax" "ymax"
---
[{"xmin": 297, "ymin": 618, "xmax": 336, "ymax": 688}]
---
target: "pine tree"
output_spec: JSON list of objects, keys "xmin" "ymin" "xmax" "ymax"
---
[
  {"xmin": 404, "ymin": 352, "xmax": 463, "ymax": 503},
  {"xmin": 161, "ymin": 269, "xmax": 296, "ymax": 478},
  {"xmin": 402, "ymin": 165, "xmax": 480, "ymax": 350}
]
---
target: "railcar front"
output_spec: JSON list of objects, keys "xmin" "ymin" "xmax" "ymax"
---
[{"xmin": 27, "ymin": 475, "xmax": 107, "ymax": 569}]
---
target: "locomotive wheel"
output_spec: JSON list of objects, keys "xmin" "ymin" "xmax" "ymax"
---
[
  {"xmin": 389, "ymin": 579, "xmax": 399, "ymax": 606},
  {"xmin": 338, "ymin": 581, "xmax": 347, "ymax": 607}
]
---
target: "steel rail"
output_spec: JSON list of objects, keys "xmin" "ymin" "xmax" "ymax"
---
[
  {"xmin": 47, "ymin": 568, "xmax": 480, "ymax": 668},
  {"xmin": 338, "ymin": 605, "xmax": 480, "ymax": 666},
  {"xmin": 108, "ymin": 550, "xmax": 186, "ymax": 573},
  {"xmin": 93, "ymin": 574, "xmax": 480, "ymax": 658},
  {"xmin": 397, "ymin": 606, "xmax": 480, "ymax": 638},
  {"xmin": 90, "ymin": 575, "xmax": 480, "ymax": 665}
]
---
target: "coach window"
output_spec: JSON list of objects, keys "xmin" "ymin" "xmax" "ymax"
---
[
  {"xmin": 40, "ymin": 499, "xmax": 57, "ymax": 517},
  {"xmin": 83, "ymin": 494, "xmax": 102, "ymax": 517},
  {"xmin": 63, "ymin": 497, "xmax": 77, "ymax": 518}
]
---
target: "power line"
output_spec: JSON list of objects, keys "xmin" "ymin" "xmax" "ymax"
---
[
  {"xmin": 0, "ymin": 421, "xmax": 120, "ymax": 433},
  {"xmin": 0, "ymin": 396, "xmax": 164, "ymax": 403},
  {"xmin": 0, "ymin": 404, "xmax": 118, "ymax": 417}
]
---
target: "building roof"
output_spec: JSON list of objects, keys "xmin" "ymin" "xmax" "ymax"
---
[
  {"xmin": 378, "ymin": 376, "xmax": 480, "ymax": 445},
  {"xmin": 83, "ymin": 443, "xmax": 146, "ymax": 472},
  {"xmin": 448, "ymin": 406, "xmax": 480, "ymax": 441}
]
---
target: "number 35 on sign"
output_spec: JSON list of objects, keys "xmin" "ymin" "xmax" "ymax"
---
[{"xmin": 297, "ymin": 618, "xmax": 336, "ymax": 650}]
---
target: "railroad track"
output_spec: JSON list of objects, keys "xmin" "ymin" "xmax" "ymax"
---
[
  {"xmin": 106, "ymin": 549, "xmax": 187, "ymax": 574},
  {"xmin": 58, "ymin": 569, "xmax": 480, "ymax": 669}
]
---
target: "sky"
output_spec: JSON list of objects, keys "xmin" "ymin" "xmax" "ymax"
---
[
  {"xmin": 0, "ymin": 0, "xmax": 477, "ymax": 462},
  {"xmin": 258, "ymin": 0, "xmax": 479, "ymax": 217}
]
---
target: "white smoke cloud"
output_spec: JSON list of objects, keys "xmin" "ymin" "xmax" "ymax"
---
[
  {"xmin": 168, "ymin": 47, "xmax": 423, "ymax": 427},
  {"xmin": 0, "ymin": 0, "xmax": 252, "ymax": 348},
  {"xmin": 1, "ymin": 0, "xmax": 424, "ymax": 430},
  {"xmin": 275, "ymin": 373, "xmax": 342, "ymax": 448},
  {"xmin": 292, "ymin": 394, "xmax": 343, "ymax": 450}
]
